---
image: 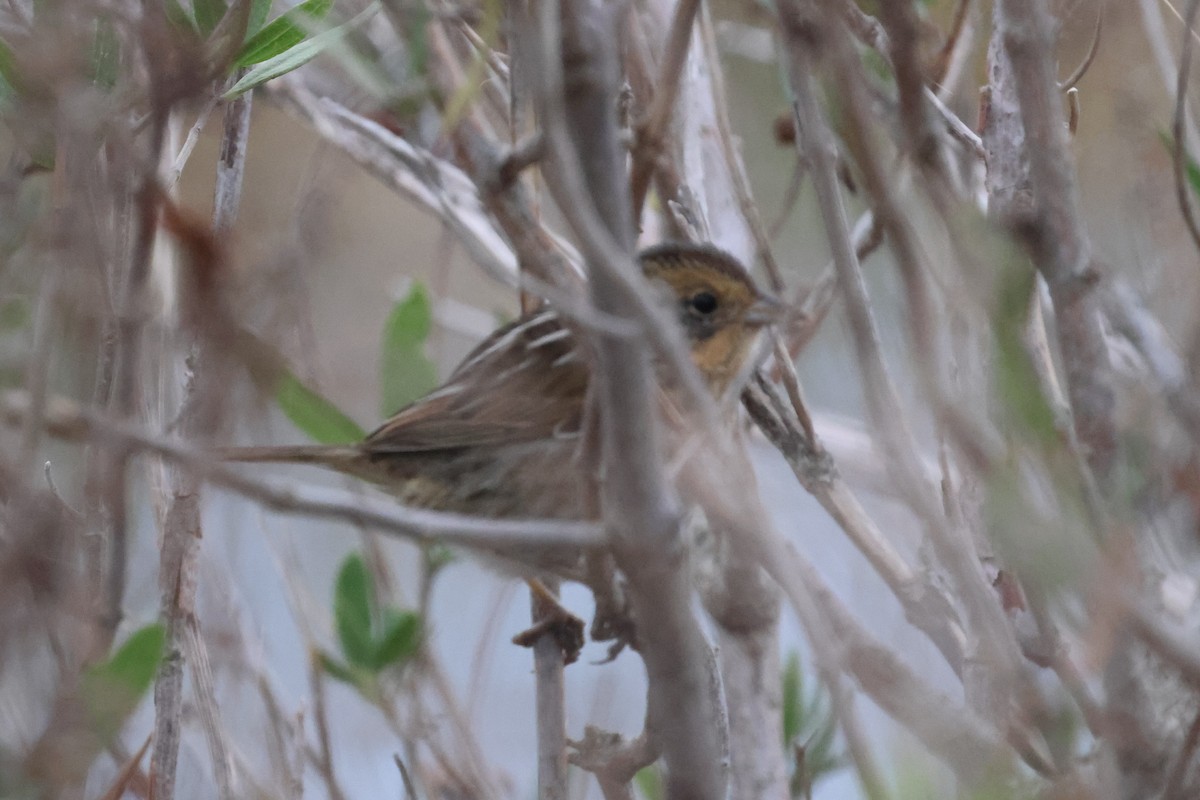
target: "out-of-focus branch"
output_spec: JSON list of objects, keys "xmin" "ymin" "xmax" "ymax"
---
[
  {"xmin": 268, "ymin": 78, "xmax": 522, "ymax": 285},
  {"xmin": 151, "ymin": 81, "xmax": 250, "ymax": 800},
  {"xmin": 0, "ymin": 389, "xmax": 604, "ymax": 551},
  {"xmin": 988, "ymin": 0, "xmax": 1116, "ymax": 478},
  {"xmin": 527, "ymin": 1, "xmax": 727, "ymax": 796},
  {"xmin": 778, "ymin": 1, "xmax": 1029, "ymax": 733},
  {"xmin": 628, "ymin": 0, "xmax": 700, "ymax": 222},
  {"xmin": 744, "ymin": 380, "xmax": 966, "ymax": 673}
]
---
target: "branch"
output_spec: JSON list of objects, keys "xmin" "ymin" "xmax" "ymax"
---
[
  {"xmin": 989, "ymin": 0, "xmax": 1117, "ymax": 477},
  {"xmin": 528, "ymin": 2, "xmax": 727, "ymax": 796},
  {"xmin": 152, "ymin": 82, "xmax": 251, "ymax": 800},
  {"xmin": 0, "ymin": 389, "xmax": 604, "ymax": 552},
  {"xmin": 628, "ymin": 0, "xmax": 701, "ymax": 221}
]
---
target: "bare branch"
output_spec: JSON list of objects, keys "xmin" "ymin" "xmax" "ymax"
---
[
  {"xmin": 0, "ymin": 389, "xmax": 605, "ymax": 552},
  {"xmin": 989, "ymin": 0, "xmax": 1117, "ymax": 477}
]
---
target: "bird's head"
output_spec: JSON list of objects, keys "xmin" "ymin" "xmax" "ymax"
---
[{"xmin": 639, "ymin": 243, "xmax": 782, "ymax": 393}]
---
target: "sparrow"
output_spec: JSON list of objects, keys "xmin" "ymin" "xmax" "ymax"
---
[{"xmin": 224, "ymin": 242, "xmax": 781, "ymax": 528}]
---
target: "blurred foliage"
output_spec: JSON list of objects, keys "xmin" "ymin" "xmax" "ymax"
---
[
  {"xmin": 782, "ymin": 652, "xmax": 843, "ymax": 797},
  {"xmin": 634, "ymin": 765, "xmax": 664, "ymax": 800},
  {"xmin": 81, "ymin": 623, "xmax": 166, "ymax": 743},
  {"xmin": 1158, "ymin": 130, "xmax": 1200, "ymax": 200},
  {"xmin": 275, "ymin": 371, "xmax": 367, "ymax": 444},
  {"xmin": 226, "ymin": 2, "xmax": 383, "ymax": 98},
  {"xmin": 381, "ymin": 281, "xmax": 438, "ymax": 415},
  {"xmin": 234, "ymin": 0, "xmax": 334, "ymax": 67},
  {"xmin": 321, "ymin": 553, "xmax": 422, "ymax": 697},
  {"xmin": 423, "ymin": 542, "xmax": 457, "ymax": 577},
  {"xmin": 991, "ymin": 259, "xmax": 1057, "ymax": 443}
]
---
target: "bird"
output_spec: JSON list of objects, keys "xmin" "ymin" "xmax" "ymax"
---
[
  {"xmin": 223, "ymin": 242, "xmax": 780, "ymax": 659},
  {"xmin": 223, "ymin": 241, "xmax": 782, "ymax": 527}
]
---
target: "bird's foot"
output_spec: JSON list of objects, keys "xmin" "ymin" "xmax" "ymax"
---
[{"xmin": 512, "ymin": 578, "xmax": 586, "ymax": 665}]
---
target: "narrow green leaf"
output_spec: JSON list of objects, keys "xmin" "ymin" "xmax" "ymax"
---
[
  {"xmin": 1158, "ymin": 130, "xmax": 1200, "ymax": 200},
  {"xmin": 318, "ymin": 650, "xmax": 362, "ymax": 686},
  {"xmin": 224, "ymin": 2, "xmax": 379, "ymax": 98},
  {"xmin": 82, "ymin": 624, "xmax": 167, "ymax": 739},
  {"xmin": 384, "ymin": 282, "xmax": 432, "ymax": 347},
  {"xmin": 405, "ymin": 2, "xmax": 429, "ymax": 77},
  {"xmin": 90, "ymin": 19, "xmax": 120, "ymax": 89},
  {"xmin": 369, "ymin": 610, "xmax": 421, "ymax": 670},
  {"xmin": 380, "ymin": 282, "xmax": 437, "ymax": 415},
  {"xmin": 993, "ymin": 265, "xmax": 1056, "ymax": 441},
  {"xmin": 781, "ymin": 651, "xmax": 802, "ymax": 745},
  {"xmin": 164, "ymin": 0, "xmax": 196, "ymax": 31},
  {"xmin": 235, "ymin": 0, "xmax": 333, "ymax": 66},
  {"xmin": 246, "ymin": 0, "xmax": 273, "ymax": 37},
  {"xmin": 275, "ymin": 371, "xmax": 365, "ymax": 444},
  {"xmin": 193, "ymin": 0, "xmax": 228, "ymax": 35},
  {"xmin": 0, "ymin": 38, "xmax": 19, "ymax": 101},
  {"xmin": 334, "ymin": 554, "xmax": 376, "ymax": 669}
]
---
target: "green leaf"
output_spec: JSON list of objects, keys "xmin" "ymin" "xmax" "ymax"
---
[
  {"xmin": 0, "ymin": 39, "xmax": 19, "ymax": 103},
  {"xmin": 235, "ymin": 0, "xmax": 333, "ymax": 66},
  {"xmin": 1159, "ymin": 129, "xmax": 1200, "ymax": 199},
  {"xmin": 404, "ymin": 2, "xmax": 430, "ymax": 78},
  {"xmin": 369, "ymin": 610, "xmax": 421, "ymax": 669},
  {"xmin": 781, "ymin": 651, "xmax": 802, "ymax": 745},
  {"xmin": 992, "ymin": 265, "xmax": 1056, "ymax": 442},
  {"xmin": 90, "ymin": 19, "xmax": 119, "ymax": 89},
  {"xmin": 334, "ymin": 554, "xmax": 376, "ymax": 669},
  {"xmin": 193, "ymin": 0, "xmax": 228, "ymax": 35},
  {"xmin": 318, "ymin": 650, "xmax": 363, "ymax": 686},
  {"xmin": 424, "ymin": 543, "xmax": 457, "ymax": 575},
  {"xmin": 779, "ymin": 651, "xmax": 844, "ymax": 794},
  {"xmin": 380, "ymin": 282, "xmax": 438, "ymax": 415},
  {"xmin": 246, "ymin": 0, "xmax": 273, "ymax": 37},
  {"xmin": 634, "ymin": 766, "xmax": 664, "ymax": 800},
  {"xmin": 384, "ymin": 282, "xmax": 432, "ymax": 348},
  {"xmin": 275, "ymin": 371, "xmax": 365, "ymax": 444},
  {"xmin": 224, "ymin": 1, "xmax": 379, "ymax": 98},
  {"xmin": 82, "ymin": 624, "xmax": 166, "ymax": 740}
]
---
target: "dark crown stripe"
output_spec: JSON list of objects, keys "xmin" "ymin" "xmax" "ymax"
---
[{"xmin": 637, "ymin": 241, "xmax": 756, "ymax": 291}]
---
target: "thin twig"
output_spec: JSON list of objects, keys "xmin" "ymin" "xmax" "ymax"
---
[
  {"xmin": 992, "ymin": 0, "xmax": 1117, "ymax": 478},
  {"xmin": 152, "ymin": 80, "xmax": 251, "ymax": 800},
  {"xmin": 1058, "ymin": 6, "xmax": 1103, "ymax": 91},
  {"xmin": 307, "ymin": 650, "xmax": 350, "ymax": 800},
  {"xmin": 628, "ymin": 0, "xmax": 702, "ymax": 221}
]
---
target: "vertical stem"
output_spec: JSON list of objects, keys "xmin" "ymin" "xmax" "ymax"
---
[
  {"xmin": 531, "ymin": 580, "xmax": 569, "ymax": 800},
  {"xmin": 150, "ymin": 82, "xmax": 251, "ymax": 800}
]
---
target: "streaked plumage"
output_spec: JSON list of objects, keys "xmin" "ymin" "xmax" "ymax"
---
[{"xmin": 225, "ymin": 243, "xmax": 779, "ymax": 524}]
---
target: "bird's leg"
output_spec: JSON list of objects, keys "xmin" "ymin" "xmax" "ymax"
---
[
  {"xmin": 584, "ymin": 553, "xmax": 639, "ymax": 662},
  {"xmin": 511, "ymin": 578, "xmax": 586, "ymax": 665}
]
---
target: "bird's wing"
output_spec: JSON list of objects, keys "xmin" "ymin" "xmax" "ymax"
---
[{"xmin": 363, "ymin": 310, "xmax": 590, "ymax": 453}]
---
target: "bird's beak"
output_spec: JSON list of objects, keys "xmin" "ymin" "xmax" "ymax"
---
[{"xmin": 744, "ymin": 294, "xmax": 787, "ymax": 327}]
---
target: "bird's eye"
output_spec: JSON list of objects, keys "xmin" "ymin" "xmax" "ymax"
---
[{"xmin": 689, "ymin": 291, "xmax": 719, "ymax": 315}]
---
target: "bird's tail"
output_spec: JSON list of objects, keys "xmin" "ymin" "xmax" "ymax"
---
[{"xmin": 217, "ymin": 445, "xmax": 363, "ymax": 467}]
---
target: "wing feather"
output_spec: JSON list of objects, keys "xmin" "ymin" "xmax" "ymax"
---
[{"xmin": 363, "ymin": 311, "xmax": 589, "ymax": 453}]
